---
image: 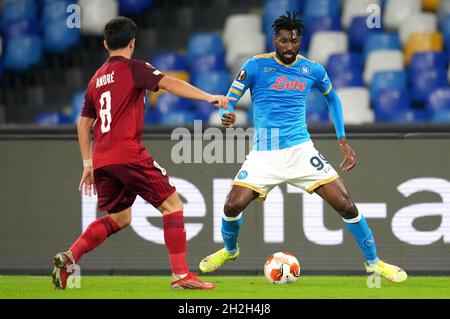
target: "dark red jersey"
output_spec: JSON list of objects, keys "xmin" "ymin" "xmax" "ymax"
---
[{"xmin": 81, "ymin": 56, "xmax": 164, "ymax": 170}]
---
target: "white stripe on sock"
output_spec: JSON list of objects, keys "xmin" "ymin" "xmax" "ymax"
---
[
  {"xmin": 342, "ymin": 211, "xmax": 361, "ymax": 223},
  {"xmin": 222, "ymin": 212, "xmax": 242, "ymax": 222}
]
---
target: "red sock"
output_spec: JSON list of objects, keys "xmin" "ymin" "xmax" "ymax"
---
[
  {"xmin": 69, "ymin": 215, "xmax": 120, "ymax": 263},
  {"xmin": 163, "ymin": 211, "xmax": 189, "ymax": 275}
]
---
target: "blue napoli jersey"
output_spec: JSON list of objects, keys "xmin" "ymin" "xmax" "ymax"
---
[{"xmin": 225, "ymin": 52, "xmax": 332, "ymax": 151}]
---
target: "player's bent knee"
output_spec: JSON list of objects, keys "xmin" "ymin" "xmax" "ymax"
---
[
  {"xmin": 339, "ymin": 197, "xmax": 358, "ymax": 220},
  {"xmin": 158, "ymin": 192, "xmax": 184, "ymax": 215},
  {"xmin": 223, "ymin": 201, "xmax": 244, "ymax": 218}
]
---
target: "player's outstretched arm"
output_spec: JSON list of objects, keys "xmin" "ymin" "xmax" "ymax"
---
[
  {"xmin": 158, "ymin": 76, "xmax": 234, "ymax": 109},
  {"xmin": 77, "ymin": 116, "xmax": 96, "ymax": 196}
]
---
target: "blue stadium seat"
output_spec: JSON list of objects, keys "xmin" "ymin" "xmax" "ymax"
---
[
  {"xmin": 409, "ymin": 52, "xmax": 447, "ymax": 78},
  {"xmin": 189, "ymin": 53, "xmax": 226, "ymax": 75},
  {"xmin": 348, "ymin": 16, "xmax": 382, "ymax": 52},
  {"xmin": 262, "ymin": 0, "xmax": 301, "ymax": 36},
  {"xmin": 154, "ymin": 93, "xmax": 192, "ymax": 124},
  {"xmin": 192, "ymin": 71, "xmax": 230, "ymax": 95},
  {"xmin": 119, "ymin": 0, "xmax": 154, "ymax": 15},
  {"xmin": 4, "ymin": 35, "xmax": 43, "ymax": 71},
  {"xmin": 3, "ymin": 19, "xmax": 39, "ymax": 44},
  {"xmin": 326, "ymin": 52, "xmax": 362, "ymax": 79},
  {"xmin": 306, "ymin": 88, "xmax": 329, "ymax": 123},
  {"xmin": 330, "ymin": 71, "xmax": 364, "ymax": 89},
  {"xmin": 159, "ymin": 110, "xmax": 196, "ymax": 126},
  {"xmin": 187, "ymin": 33, "xmax": 224, "ymax": 65},
  {"xmin": 376, "ymin": 109, "xmax": 430, "ymax": 123},
  {"xmin": 43, "ymin": 17, "xmax": 80, "ymax": 53},
  {"xmin": 70, "ymin": 90, "xmax": 85, "ymax": 124},
  {"xmin": 427, "ymin": 87, "xmax": 450, "ymax": 113},
  {"xmin": 303, "ymin": 0, "xmax": 340, "ymax": 25},
  {"xmin": 1, "ymin": 0, "xmax": 38, "ymax": 29},
  {"xmin": 373, "ymin": 89, "xmax": 411, "ymax": 122},
  {"xmin": 363, "ymin": 33, "xmax": 401, "ymax": 61},
  {"xmin": 151, "ymin": 52, "xmax": 186, "ymax": 71},
  {"xmin": 370, "ymin": 71, "xmax": 407, "ymax": 103},
  {"xmin": 411, "ymin": 69, "xmax": 448, "ymax": 103},
  {"xmin": 41, "ymin": 0, "xmax": 76, "ymax": 26},
  {"xmin": 36, "ymin": 111, "xmax": 71, "ymax": 125},
  {"xmin": 441, "ymin": 15, "xmax": 450, "ymax": 50},
  {"xmin": 303, "ymin": 16, "xmax": 342, "ymax": 50}
]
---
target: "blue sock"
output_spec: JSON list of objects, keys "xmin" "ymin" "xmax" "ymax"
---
[
  {"xmin": 344, "ymin": 212, "xmax": 379, "ymax": 265},
  {"xmin": 221, "ymin": 214, "xmax": 243, "ymax": 254}
]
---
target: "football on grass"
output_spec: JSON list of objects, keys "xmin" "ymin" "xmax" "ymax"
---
[{"xmin": 264, "ymin": 252, "xmax": 300, "ymax": 284}]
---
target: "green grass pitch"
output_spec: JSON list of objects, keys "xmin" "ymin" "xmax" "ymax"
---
[{"xmin": 1, "ymin": 275, "xmax": 450, "ymax": 299}]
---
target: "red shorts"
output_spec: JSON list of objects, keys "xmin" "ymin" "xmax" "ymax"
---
[{"xmin": 94, "ymin": 157, "xmax": 176, "ymax": 213}]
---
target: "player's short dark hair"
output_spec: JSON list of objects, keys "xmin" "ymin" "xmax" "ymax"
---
[
  {"xmin": 272, "ymin": 11, "xmax": 304, "ymax": 36},
  {"xmin": 104, "ymin": 16, "xmax": 137, "ymax": 50}
]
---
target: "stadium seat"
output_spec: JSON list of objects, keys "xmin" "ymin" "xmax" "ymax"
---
[
  {"xmin": 377, "ymin": 109, "xmax": 430, "ymax": 123},
  {"xmin": 373, "ymin": 89, "xmax": 412, "ymax": 122},
  {"xmin": 438, "ymin": 0, "xmax": 450, "ymax": 25},
  {"xmin": 4, "ymin": 35, "xmax": 42, "ymax": 71},
  {"xmin": 409, "ymin": 52, "xmax": 447, "ymax": 73},
  {"xmin": 151, "ymin": 52, "xmax": 186, "ymax": 71},
  {"xmin": 410, "ymin": 69, "xmax": 448, "ymax": 103},
  {"xmin": 348, "ymin": 16, "xmax": 381, "ymax": 52},
  {"xmin": 187, "ymin": 33, "xmax": 225, "ymax": 64},
  {"xmin": 399, "ymin": 13, "xmax": 438, "ymax": 46},
  {"xmin": 426, "ymin": 87, "xmax": 450, "ymax": 112},
  {"xmin": 363, "ymin": 33, "xmax": 401, "ymax": 61},
  {"xmin": 43, "ymin": 17, "xmax": 80, "ymax": 53},
  {"xmin": 118, "ymin": 0, "xmax": 154, "ymax": 15},
  {"xmin": 208, "ymin": 109, "xmax": 248, "ymax": 126},
  {"xmin": 448, "ymin": 63, "xmax": 450, "ymax": 83},
  {"xmin": 159, "ymin": 110, "xmax": 196, "ymax": 126},
  {"xmin": 154, "ymin": 93, "xmax": 191, "ymax": 122},
  {"xmin": 226, "ymin": 33, "xmax": 265, "ymax": 68},
  {"xmin": 423, "ymin": 0, "xmax": 440, "ymax": 12},
  {"xmin": 262, "ymin": 0, "xmax": 301, "ymax": 36},
  {"xmin": 383, "ymin": 0, "xmax": 421, "ymax": 31},
  {"xmin": 1, "ymin": 0, "xmax": 38, "ymax": 29},
  {"xmin": 441, "ymin": 15, "xmax": 450, "ymax": 50},
  {"xmin": 79, "ymin": 0, "xmax": 118, "ymax": 35},
  {"xmin": 303, "ymin": 0, "xmax": 340, "ymax": 25},
  {"xmin": 336, "ymin": 87, "xmax": 374, "ymax": 124},
  {"xmin": 223, "ymin": 14, "xmax": 262, "ymax": 48},
  {"xmin": 70, "ymin": 90, "xmax": 85, "ymax": 124},
  {"xmin": 363, "ymin": 50, "xmax": 404, "ymax": 85},
  {"xmin": 330, "ymin": 71, "xmax": 364, "ymax": 89},
  {"xmin": 342, "ymin": 0, "xmax": 381, "ymax": 30},
  {"xmin": 306, "ymin": 88, "xmax": 329, "ymax": 124},
  {"xmin": 370, "ymin": 71, "xmax": 407, "ymax": 103},
  {"xmin": 35, "ymin": 111, "xmax": 70, "ymax": 125},
  {"xmin": 3, "ymin": 19, "xmax": 39, "ymax": 44},
  {"xmin": 190, "ymin": 53, "xmax": 226, "ymax": 76},
  {"xmin": 41, "ymin": 0, "xmax": 75, "ymax": 26},
  {"xmin": 302, "ymin": 16, "xmax": 342, "ymax": 50},
  {"xmin": 308, "ymin": 31, "xmax": 348, "ymax": 65},
  {"xmin": 404, "ymin": 32, "xmax": 444, "ymax": 64},
  {"xmin": 326, "ymin": 52, "xmax": 362, "ymax": 78}
]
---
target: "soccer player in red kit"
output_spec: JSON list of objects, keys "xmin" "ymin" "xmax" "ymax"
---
[{"xmin": 51, "ymin": 17, "xmax": 232, "ymax": 290}]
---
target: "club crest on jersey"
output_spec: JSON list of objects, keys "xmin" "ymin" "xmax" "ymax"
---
[
  {"xmin": 299, "ymin": 65, "xmax": 310, "ymax": 75},
  {"xmin": 237, "ymin": 170, "xmax": 248, "ymax": 179},
  {"xmin": 236, "ymin": 69, "xmax": 247, "ymax": 81}
]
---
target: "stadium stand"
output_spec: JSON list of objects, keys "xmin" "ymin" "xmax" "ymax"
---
[{"xmin": 1, "ymin": 0, "xmax": 450, "ymax": 125}]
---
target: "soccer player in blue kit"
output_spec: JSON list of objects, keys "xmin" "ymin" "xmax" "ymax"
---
[{"xmin": 199, "ymin": 12, "xmax": 407, "ymax": 283}]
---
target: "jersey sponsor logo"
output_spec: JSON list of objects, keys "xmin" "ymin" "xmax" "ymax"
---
[
  {"xmin": 264, "ymin": 67, "xmax": 276, "ymax": 73},
  {"xmin": 236, "ymin": 69, "xmax": 247, "ymax": 81},
  {"xmin": 232, "ymin": 80, "xmax": 245, "ymax": 90},
  {"xmin": 299, "ymin": 65, "xmax": 310, "ymax": 75},
  {"xmin": 237, "ymin": 170, "xmax": 248, "ymax": 179},
  {"xmin": 270, "ymin": 75, "xmax": 307, "ymax": 91}
]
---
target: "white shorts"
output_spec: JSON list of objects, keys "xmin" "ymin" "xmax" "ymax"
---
[{"xmin": 232, "ymin": 140, "xmax": 339, "ymax": 201}]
